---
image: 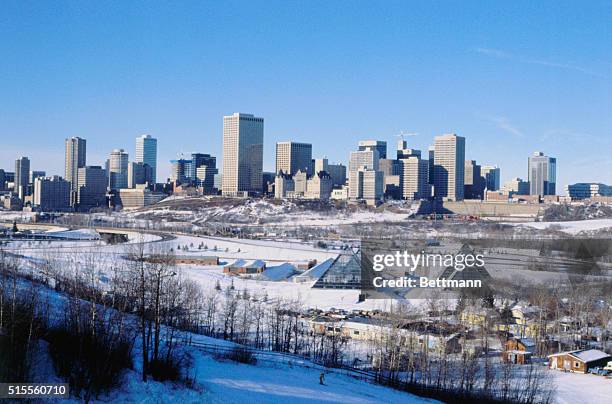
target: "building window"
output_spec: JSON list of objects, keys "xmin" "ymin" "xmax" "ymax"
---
[{"xmin": 574, "ymin": 362, "xmax": 580, "ymax": 368}]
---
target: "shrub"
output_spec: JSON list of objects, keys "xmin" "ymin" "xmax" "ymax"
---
[
  {"xmin": 221, "ymin": 347, "xmax": 257, "ymax": 365},
  {"xmin": 46, "ymin": 326, "xmax": 133, "ymax": 400}
]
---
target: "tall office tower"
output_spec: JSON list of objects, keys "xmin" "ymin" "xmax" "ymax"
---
[
  {"xmin": 170, "ymin": 158, "xmax": 191, "ymax": 184},
  {"xmin": 348, "ymin": 168, "xmax": 384, "ymax": 205},
  {"xmin": 358, "ymin": 140, "xmax": 387, "ymax": 159},
  {"xmin": 29, "ymin": 171, "xmax": 46, "ymax": 184},
  {"xmin": 136, "ymin": 135, "xmax": 157, "ymax": 183},
  {"xmin": 433, "ymin": 134, "xmax": 465, "ymax": 201},
  {"xmin": 0, "ymin": 169, "xmax": 5, "ymax": 191},
  {"xmin": 464, "ymin": 160, "xmax": 483, "ymax": 199},
  {"xmin": 15, "ymin": 156, "xmax": 30, "ymax": 199},
  {"xmin": 33, "ymin": 176, "xmax": 71, "ymax": 211},
  {"xmin": 108, "ymin": 149, "xmax": 129, "ymax": 190},
  {"xmin": 275, "ymin": 142, "xmax": 313, "ymax": 175},
  {"xmin": 349, "ymin": 150, "xmax": 380, "ymax": 172},
  {"xmin": 528, "ymin": 152, "xmax": 556, "ymax": 196},
  {"xmin": 190, "ymin": 153, "xmax": 217, "ymax": 181},
  {"xmin": 65, "ymin": 137, "xmax": 87, "ymax": 193},
  {"xmin": 128, "ymin": 162, "xmax": 146, "ymax": 188},
  {"xmin": 379, "ymin": 159, "xmax": 401, "ymax": 176},
  {"xmin": 77, "ymin": 166, "xmax": 108, "ymax": 211},
  {"xmin": 400, "ymin": 156, "xmax": 430, "ymax": 200},
  {"xmin": 327, "ymin": 163, "xmax": 347, "ymax": 187},
  {"xmin": 481, "ymin": 165, "xmax": 501, "ymax": 191},
  {"xmin": 428, "ymin": 146, "xmax": 435, "ymax": 185},
  {"xmin": 222, "ymin": 113, "xmax": 264, "ymax": 196},
  {"xmin": 313, "ymin": 158, "xmax": 329, "ymax": 175},
  {"xmin": 196, "ymin": 166, "xmax": 219, "ymax": 194}
]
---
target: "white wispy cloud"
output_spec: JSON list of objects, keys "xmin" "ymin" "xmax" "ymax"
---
[
  {"xmin": 474, "ymin": 47, "xmax": 605, "ymax": 78},
  {"xmin": 484, "ymin": 115, "xmax": 525, "ymax": 138}
]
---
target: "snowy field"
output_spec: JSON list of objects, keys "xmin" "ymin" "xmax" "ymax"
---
[
  {"xmin": 511, "ymin": 218, "xmax": 612, "ymax": 234},
  {"xmin": 550, "ymin": 370, "xmax": 612, "ymax": 404}
]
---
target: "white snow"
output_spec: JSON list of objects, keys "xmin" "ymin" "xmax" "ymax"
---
[{"xmin": 513, "ymin": 218, "xmax": 612, "ymax": 234}]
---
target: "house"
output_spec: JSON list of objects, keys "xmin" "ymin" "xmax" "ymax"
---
[
  {"xmin": 548, "ymin": 349, "xmax": 612, "ymax": 373},
  {"xmin": 223, "ymin": 259, "xmax": 266, "ymax": 275},
  {"xmin": 503, "ymin": 337, "xmax": 535, "ymax": 364}
]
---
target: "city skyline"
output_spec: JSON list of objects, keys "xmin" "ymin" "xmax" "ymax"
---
[{"xmin": 1, "ymin": 2, "xmax": 611, "ymax": 188}]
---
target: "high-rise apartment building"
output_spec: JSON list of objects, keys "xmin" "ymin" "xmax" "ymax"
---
[
  {"xmin": 400, "ymin": 156, "xmax": 430, "ymax": 200},
  {"xmin": 15, "ymin": 157, "xmax": 30, "ymax": 199},
  {"xmin": 108, "ymin": 149, "xmax": 129, "ymax": 190},
  {"xmin": 222, "ymin": 113, "xmax": 264, "ymax": 196},
  {"xmin": 77, "ymin": 166, "xmax": 108, "ymax": 211},
  {"xmin": 349, "ymin": 150, "xmax": 380, "ymax": 172},
  {"xmin": 358, "ymin": 140, "xmax": 387, "ymax": 159},
  {"xmin": 33, "ymin": 176, "xmax": 71, "ymax": 211},
  {"xmin": 433, "ymin": 134, "xmax": 465, "ymax": 201},
  {"xmin": 349, "ymin": 168, "xmax": 384, "ymax": 205},
  {"xmin": 0, "ymin": 169, "xmax": 5, "ymax": 191},
  {"xmin": 136, "ymin": 135, "xmax": 157, "ymax": 183},
  {"xmin": 481, "ymin": 165, "xmax": 501, "ymax": 191},
  {"xmin": 275, "ymin": 142, "xmax": 313, "ymax": 175},
  {"xmin": 528, "ymin": 152, "xmax": 556, "ymax": 196},
  {"xmin": 65, "ymin": 137, "xmax": 87, "ymax": 194},
  {"xmin": 327, "ymin": 163, "xmax": 347, "ymax": 187}
]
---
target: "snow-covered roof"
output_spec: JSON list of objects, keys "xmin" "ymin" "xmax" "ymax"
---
[
  {"xmin": 548, "ymin": 349, "xmax": 611, "ymax": 363},
  {"xmin": 260, "ymin": 263, "xmax": 297, "ymax": 281},
  {"xmin": 570, "ymin": 349, "xmax": 611, "ymax": 363},
  {"xmin": 293, "ymin": 258, "xmax": 334, "ymax": 282}
]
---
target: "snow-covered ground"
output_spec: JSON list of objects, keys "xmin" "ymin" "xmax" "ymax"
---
[
  {"xmin": 511, "ymin": 218, "xmax": 612, "ymax": 234},
  {"xmin": 550, "ymin": 370, "xmax": 612, "ymax": 404}
]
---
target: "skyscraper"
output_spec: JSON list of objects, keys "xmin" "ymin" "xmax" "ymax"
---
[
  {"xmin": 481, "ymin": 165, "xmax": 501, "ymax": 191},
  {"xmin": 464, "ymin": 160, "xmax": 483, "ymax": 199},
  {"xmin": 135, "ymin": 135, "xmax": 157, "ymax": 183},
  {"xmin": 358, "ymin": 140, "xmax": 387, "ymax": 159},
  {"xmin": 349, "ymin": 150, "xmax": 380, "ymax": 171},
  {"xmin": 108, "ymin": 149, "xmax": 129, "ymax": 190},
  {"xmin": 14, "ymin": 156, "xmax": 30, "ymax": 199},
  {"xmin": 433, "ymin": 134, "xmax": 465, "ymax": 201},
  {"xmin": 528, "ymin": 152, "xmax": 556, "ymax": 196},
  {"xmin": 275, "ymin": 142, "xmax": 313, "ymax": 175},
  {"xmin": 222, "ymin": 113, "xmax": 264, "ymax": 196},
  {"xmin": 77, "ymin": 166, "xmax": 108, "ymax": 211},
  {"xmin": 400, "ymin": 156, "xmax": 430, "ymax": 200},
  {"xmin": 33, "ymin": 176, "xmax": 71, "ymax": 212},
  {"xmin": 65, "ymin": 137, "xmax": 87, "ymax": 192}
]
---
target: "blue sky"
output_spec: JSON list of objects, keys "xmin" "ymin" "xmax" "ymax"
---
[{"xmin": 1, "ymin": 1, "xmax": 611, "ymax": 189}]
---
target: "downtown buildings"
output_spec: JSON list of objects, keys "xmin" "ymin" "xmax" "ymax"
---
[
  {"xmin": 222, "ymin": 113, "xmax": 264, "ymax": 196},
  {"xmin": 528, "ymin": 152, "xmax": 556, "ymax": 196},
  {"xmin": 65, "ymin": 137, "xmax": 87, "ymax": 195},
  {"xmin": 135, "ymin": 134, "xmax": 157, "ymax": 183},
  {"xmin": 433, "ymin": 134, "xmax": 465, "ymax": 201}
]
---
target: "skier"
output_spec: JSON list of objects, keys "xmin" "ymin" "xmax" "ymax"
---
[{"xmin": 319, "ymin": 372, "xmax": 325, "ymax": 385}]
